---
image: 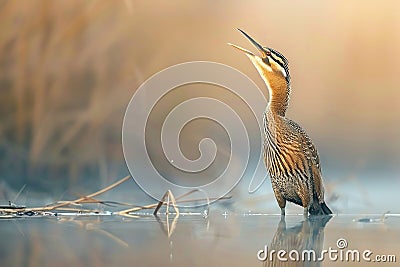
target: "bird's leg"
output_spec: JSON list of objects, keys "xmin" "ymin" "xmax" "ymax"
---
[
  {"xmin": 274, "ymin": 188, "xmax": 286, "ymax": 216},
  {"xmin": 280, "ymin": 208, "xmax": 286, "ymax": 218},
  {"xmin": 303, "ymin": 207, "xmax": 309, "ymax": 218}
]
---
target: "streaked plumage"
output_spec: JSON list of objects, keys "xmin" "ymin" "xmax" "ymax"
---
[{"xmin": 230, "ymin": 29, "xmax": 332, "ymax": 216}]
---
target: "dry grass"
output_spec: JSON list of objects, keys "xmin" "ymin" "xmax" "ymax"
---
[
  {"xmin": 0, "ymin": 1, "xmax": 144, "ymax": 190},
  {"xmin": 0, "ymin": 0, "xmax": 234, "ymax": 192},
  {"xmin": 1, "ymin": 0, "xmax": 400, "ymax": 199}
]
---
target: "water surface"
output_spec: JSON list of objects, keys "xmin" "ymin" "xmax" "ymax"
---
[{"xmin": 1, "ymin": 212, "xmax": 398, "ymax": 267}]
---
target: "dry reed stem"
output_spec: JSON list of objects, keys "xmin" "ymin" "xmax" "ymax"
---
[
  {"xmin": 0, "ymin": 175, "xmax": 232, "ymax": 217},
  {"xmin": 153, "ymin": 190, "xmax": 179, "ymax": 215},
  {"xmin": 117, "ymin": 195, "xmax": 231, "ymax": 215},
  {"xmin": 0, "ymin": 175, "xmax": 131, "ymax": 214},
  {"xmin": 32, "ymin": 175, "xmax": 132, "ymax": 211}
]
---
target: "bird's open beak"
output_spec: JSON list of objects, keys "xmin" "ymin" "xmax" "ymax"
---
[
  {"xmin": 228, "ymin": 29, "xmax": 266, "ymax": 58},
  {"xmin": 228, "ymin": 43, "xmax": 255, "ymax": 56}
]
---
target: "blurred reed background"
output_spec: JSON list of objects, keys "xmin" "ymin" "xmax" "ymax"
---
[{"xmin": 0, "ymin": 0, "xmax": 399, "ymax": 205}]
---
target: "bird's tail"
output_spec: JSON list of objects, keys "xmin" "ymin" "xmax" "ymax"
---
[{"xmin": 309, "ymin": 201, "xmax": 333, "ymax": 216}]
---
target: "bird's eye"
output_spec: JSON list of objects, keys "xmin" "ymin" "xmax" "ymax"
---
[{"xmin": 266, "ymin": 51, "xmax": 271, "ymax": 56}]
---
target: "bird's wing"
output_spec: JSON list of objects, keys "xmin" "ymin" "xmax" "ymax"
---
[
  {"xmin": 302, "ymin": 130, "xmax": 325, "ymax": 203},
  {"xmin": 287, "ymin": 119, "xmax": 325, "ymax": 203}
]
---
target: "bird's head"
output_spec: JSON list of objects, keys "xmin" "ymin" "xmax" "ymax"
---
[{"xmin": 229, "ymin": 29, "xmax": 290, "ymax": 90}]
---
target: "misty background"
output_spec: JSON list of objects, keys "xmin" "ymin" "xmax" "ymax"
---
[{"xmin": 0, "ymin": 0, "xmax": 399, "ymax": 213}]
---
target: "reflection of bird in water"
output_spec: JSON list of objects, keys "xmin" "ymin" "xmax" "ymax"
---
[
  {"xmin": 263, "ymin": 216, "xmax": 331, "ymax": 267},
  {"xmin": 229, "ymin": 30, "xmax": 332, "ymax": 216}
]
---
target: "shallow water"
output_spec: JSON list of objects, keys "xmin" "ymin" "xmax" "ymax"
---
[{"xmin": 1, "ymin": 212, "xmax": 398, "ymax": 267}]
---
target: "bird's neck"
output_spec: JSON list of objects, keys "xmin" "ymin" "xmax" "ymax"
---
[{"xmin": 265, "ymin": 79, "xmax": 290, "ymax": 117}]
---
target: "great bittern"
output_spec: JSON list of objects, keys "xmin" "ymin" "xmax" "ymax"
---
[{"xmin": 229, "ymin": 29, "xmax": 332, "ymax": 216}]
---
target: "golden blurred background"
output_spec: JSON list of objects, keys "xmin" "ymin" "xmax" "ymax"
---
[{"xmin": 1, "ymin": 0, "xmax": 399, "ymax": 197}]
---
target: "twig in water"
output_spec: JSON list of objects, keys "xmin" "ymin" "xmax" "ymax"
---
[{"xmin": 154, "ymin": 190, "xmax": 179, "ymax": 216}]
